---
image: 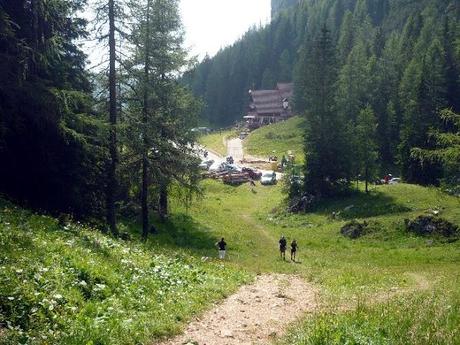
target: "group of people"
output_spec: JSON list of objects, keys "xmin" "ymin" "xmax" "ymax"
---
[
  {"xmin": 215, "ymin": 235, "xmax": 299, "ymax": 262},
  {"xmin": 278, "ymin": 235, "xmax": 298, "ymax": 261}
]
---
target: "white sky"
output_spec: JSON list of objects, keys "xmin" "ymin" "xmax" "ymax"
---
[
  {"xmin": 82, "ymin": 0, "xmax": 271, "ymax": 67},
  {"xmin": 180, "ymin": 0, "xmax": 271, "ymax": 60}
]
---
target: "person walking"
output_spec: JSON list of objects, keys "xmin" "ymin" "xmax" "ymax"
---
[
  {"xmin": 279, "ymin": 235, "xmax": 287, "ymax": 260},
  {"xmin": 216, "ymin": 238, "xmax": 227, "ymax": 260},
  {"xmin": 290, "ymin": 239, "xmax": 298, "ymax": 262}
]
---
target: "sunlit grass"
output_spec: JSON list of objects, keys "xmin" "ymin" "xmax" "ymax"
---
[
  {"xmin": 1, "ymin": 179, "xmax": 459, "ymax": 344},
  {"xmin": 197, "ymin": 129, "xmax": 237, "ymax": 156},
  {"xmin": 0, "ymin": 199, "xmax": 251, "ymax": 344},
  {"xmin": 244, "ymin": 116, "xmax": 305, "ymax": 162}
]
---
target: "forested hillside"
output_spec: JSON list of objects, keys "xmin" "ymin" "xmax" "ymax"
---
[
  {"xmin": 183, "ymin": 0, "xmax": 459, "ymax": 186},
  {"xmin": 271, "ymin": 0, "xmax": 298, "ymax": 18}
]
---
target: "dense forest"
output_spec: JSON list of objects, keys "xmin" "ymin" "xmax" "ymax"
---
[
  {"xmin": 0, "ymin": 0, "xmax": 200, "ymax": 233},
  {"xmin": 183, "ymin": 0, "xmax": 459, "ymax": 190},
  {"xmin": 0, "ymin": 0, "xmax": 459, "ymax": 225},
  {"xmin": 271, "ymin": 0, "xmax": 299, "ymax": 18}
]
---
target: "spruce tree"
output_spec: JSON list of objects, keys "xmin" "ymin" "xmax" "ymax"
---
[
  {"xmin": 125, "ymin": 0, "xmax": 200, "ymax": 237},
  {"xmin": 300, "ymin": 26, "xmax": 351, "ymax": 198},
  {"xmin": 355, "ymin": 106, "xmax": 378, "ymax": 193}
]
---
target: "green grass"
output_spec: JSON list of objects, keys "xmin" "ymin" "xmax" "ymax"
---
[
  {"xmin": 244, "ymin": 116, "xmax": 305, "ymax": 162},
  {"xmin": 1, "ymin": 178, "xmax": 459, "ymax": 344},
  {"xmin": 169, "ymin": 180, "xmax": 459, "ymax": 344},
  {"xmin": 279, "ymin": 284, "xmax": 460, "ymax": 345},
  {"xmin": 0, "ymin": 200, "xmax": 251, "ymax": 345},
  {"xmin": 197, "ymin": 129, "xmax": 237, "ymax": 156}
]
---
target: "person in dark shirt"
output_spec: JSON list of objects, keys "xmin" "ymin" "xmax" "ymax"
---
[
  {"xmin": 290, "ymin": 239, "xmax": 298, "ymax": 262},
  {"xmin": 279, "ymin": 235, "xmax": 287, "ymax": 260},
  {"xmin": 216, "ymin": 238, "xmax": 227, "ymax": 259}
]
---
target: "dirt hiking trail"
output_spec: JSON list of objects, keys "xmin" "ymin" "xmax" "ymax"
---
[{"xmin": 157, "ymin": 274, "xmax": 318, "ymax": 345}]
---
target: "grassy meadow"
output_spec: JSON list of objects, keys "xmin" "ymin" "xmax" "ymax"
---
[
  {"xmin": 197, "ymin": 129, "xmax": 237, "ymax": 156},
  {"xmin": 0, "ymin": 199, "xmax": 250, "ymax": 345},
  {"xmin": 1, "ymin": 178, "xmax": 459, "ymax": 344},
  {"xmin": 169, "ymin": 180, "xmax": 460, "ymax": 344},
  {"xmin": 244, "ymin": 116, "xmax": 305, "ymax": 162}
]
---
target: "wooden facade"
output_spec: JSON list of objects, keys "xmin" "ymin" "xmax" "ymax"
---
[{"xmin": 244, "ymin": 83, "xmax": 294, "ymax": 129}]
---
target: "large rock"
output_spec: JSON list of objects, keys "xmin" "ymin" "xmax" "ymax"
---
[
  {"xmin": 340, "ymin": 220, "xmax": 368, "ymax": 239},
  {"xmin": 405, "ymin": 216, "xmax": 459, "ymax": 238}
]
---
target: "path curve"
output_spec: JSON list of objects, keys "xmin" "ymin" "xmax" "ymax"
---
[{"xmin": 156, "ymin": 274, "xmax": 318, "ymax": 345}]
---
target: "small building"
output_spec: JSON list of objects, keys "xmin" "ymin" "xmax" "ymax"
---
[{"xmin": 244, "ymin": 82, "xmax": 294, "ymax": 130}]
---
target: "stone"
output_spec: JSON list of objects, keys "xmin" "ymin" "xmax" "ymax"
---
[
  {"xmin": 221, "ymin": 330, "xmax": 234, "ymax": 338},
  {"xmin": 405, "ymin": 215, "xmax": 459, "ymax": 238},
  {"xmin": 340, "ymin": 220, "xmax": 368, "ymax": 239}
]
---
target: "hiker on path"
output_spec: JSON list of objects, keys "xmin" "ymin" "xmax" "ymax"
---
[
  {"xmin": 216, "ymin": 238, "xmax": 227, "ymax": 260},
  {"xmin": 279, "ymin": 235, "xmax": 287, "ymax": 260},
  {"xmin": 290, "ymin": 239, "xmax": 298, "ymax": 262}
]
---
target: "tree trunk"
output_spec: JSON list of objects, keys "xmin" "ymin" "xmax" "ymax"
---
[
  {"xmin": 141, "ymin": 154, "xmax": 149, "ymax": 239},
  {"xmin": 159, "ymin": 183, "xmax": 168, "ymax": 222},
  {"xmin": 141, "ymin": 0, "xmax": 152, "ymax": 239},
  {"xmin": 107, "ymin": 0, "xmax": 118, "ymax": 236},
  {"xmin": 365, "ymin": 164, "xmax": 369, "ymax": 193}
]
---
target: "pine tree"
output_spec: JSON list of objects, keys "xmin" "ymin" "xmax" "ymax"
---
[
  {"xmin": 125, "ymin": 0, "xmax": 200, "ymax": 237},
  {"xmin": 411, "ymin": 109, "xmax": 460, "ymax": 191},
  {"xmin": 337, "ymin": 11, "xmax": 355, "ymax": 64},
  {"xmin": 355, "ymin": 106, "xmax": 378, "ymax": 193},
  {"xmin": 107, "ymin": 0, "xmax": 119, "ymax": 235},
  {"xmin": 300, "ymin": 26, "xmax": 352, "ymax": 198}
]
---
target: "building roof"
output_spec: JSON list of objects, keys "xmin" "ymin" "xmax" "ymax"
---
[{"xmin": 248, "ymin": 83, "xmax": 293, "ymax": 117}]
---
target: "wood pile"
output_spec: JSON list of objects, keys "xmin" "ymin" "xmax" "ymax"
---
[
  {"xmin": 222, "ymin": 172, "xmax": 251, "ymax": 185},
  {"xmin": 202, "ymin": 170, "xmax": 252, "ymax": 185}
]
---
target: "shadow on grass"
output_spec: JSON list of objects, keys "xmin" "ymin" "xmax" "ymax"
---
[
  {"xmin": 148, "ymin": 213, "xmax": 218, "ymax": 255},
  {"xmin": 311, "ymin": 189, "xmax": 412, "ymax": 220}
]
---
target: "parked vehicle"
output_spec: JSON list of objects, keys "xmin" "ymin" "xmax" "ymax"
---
[
  {"xmin": 199, "ymin": 159, "xmax": 214, "ymax": 170},
  {"xmin": 242, "ymin": 167, "xmax": 262, "ymax": 180},
  {"xmin": 260, "ymin": 171, "xmax": 277, "ymax": 185},
  {"xmin": 389, "ymin": 177, "xmax": 401, "ymax": 185},
  {"xmin": 209, "ymin": 162, "xmax": 241, "ymax": 173},
  {"xmin": 227, "ymin": 164, "xmax": 242, "ymax": 172},
  {"xmin": 239, "ymin": 130, "xmax": 249, "ymax": 140}
]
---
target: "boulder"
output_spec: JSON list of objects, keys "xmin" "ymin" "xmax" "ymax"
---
[
  {"xmin": 405, "ymin": 215, "xmax": 459, "ymax": 238},
  {"xmin": 340, "ymin": 220, "xmax": 368, "ymax": 239}
]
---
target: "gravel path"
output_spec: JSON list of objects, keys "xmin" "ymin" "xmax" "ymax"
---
[
  {"xmin": 227, "ymin": 138, "xmax": 244, "ymax": 162},
  {"xmin": 156, "ymin": 274, "xmax": 318, "ymax": 345}
]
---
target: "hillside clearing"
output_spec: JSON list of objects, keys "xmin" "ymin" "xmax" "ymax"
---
[
  {"xmin": 198, "ymin": 129, "xmax": 238, "ymax": 156},
  {"xmin": 244, "ymin": 117, "xmax": 305, "ymax": 162}
]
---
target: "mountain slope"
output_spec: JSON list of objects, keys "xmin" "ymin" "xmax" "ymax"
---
[
  {"xmin": 271, "ymin": 0, "xmax": 299, "ymax": 18},
  {"xmin": 183, "ymin": 0, "xmax": 459, "ymax": 127}
]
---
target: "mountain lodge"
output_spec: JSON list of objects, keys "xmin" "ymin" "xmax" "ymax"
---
[{"xmin": 244, "ymin": 82, "xmax": 294, "ymax": 130}]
